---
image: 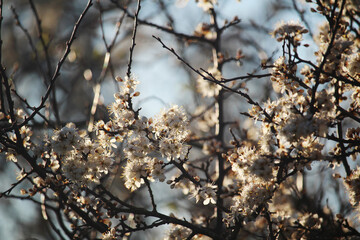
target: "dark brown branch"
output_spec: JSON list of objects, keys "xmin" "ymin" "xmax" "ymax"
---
[
  {"xmin": 0, "ymin": 0, "xmax": 5, "ymax": 114},
  {"xmin": 110, "ymin": 0, "xmax": 213, "ymax": 45},
  {"xmin": 309, "ymin": 0, "xmax": 347, "ymax": 113},
  {"xmin": 144, "ymin": 178, "xmax": 157, "ymax": 212}
]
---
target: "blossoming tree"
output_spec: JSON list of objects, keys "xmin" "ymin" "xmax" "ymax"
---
[{"xmin": 1, "ymin": 0, "xmax": 360, "ymax": 239}]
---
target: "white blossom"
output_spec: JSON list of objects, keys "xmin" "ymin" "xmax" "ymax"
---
[{"xmin": 196, "ymin": 67, "xmax": 222, "ymax": 98}]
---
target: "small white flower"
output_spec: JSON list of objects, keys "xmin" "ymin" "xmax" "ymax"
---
[
  {"xmin": 194, "ymin": 183, "xmax": 217, "ymax": 205},
  {"xmin": 271, "ymin": 20, "xmax": 308, "ymax": 42},
  {"xmin": 196, "ymin": 67, "xmax": 222, "ymax": 98},
  {"xmin": 196, "ymin": 0, "xmax": 217, "ymax": 11}
]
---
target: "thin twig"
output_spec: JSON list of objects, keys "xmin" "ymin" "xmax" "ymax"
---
[
  {"xmin": 222, "ymin": 73, "xmax": 271, "ymax": 82},
  {"xmin": 144, "ymin": 178, "xmax": 157, "ymax": 212},
  {"xmin": 45, "ymin": 209, "xmax": 67, "ymax": 240},
  {"xmin": 10, "ymin": 6, "xmax": 47, "ymax": 86},
  {"xmin": 95, "ymin": 186, "xmax": 220, "ymax": 238},
  {"xmin": 29, "ymin": 0, "xmax": 60, "ymax": 124},
  {"xmin": 126, "ymin": 0, "xmax": 141, "ymax": 78},
  {"xmin": 19, "ymin": 0, "xmax": 93, "ymax": 129},
  {"xmin": 88, "ymin": 1, "xmax": 126, "ymax": 132},
  {"xmin": 0, "ymin": 0, "xmax": 5, "ymax": 114},
  {"xmin": 291, "ymin": 0, "xmax": 314, "ymax": 38},
  {"xmin": 1, "ymin": 170, "xmax": 32, "ymax": 196},
  {"xmin": 153, "ymin": 36, "xmax": 273, "ymax": 122},
  {"xmin": 110, "ymin": 0, "xmax": 213, "ymax": 45},
  {"xmin": 309, "ymin": 0, "xmax": 346, "ymax": 113}
]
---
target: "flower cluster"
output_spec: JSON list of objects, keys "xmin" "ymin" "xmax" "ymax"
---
[
  {"xmin": 94, "ymin": 76, "xmax": 190, "ymax": 191},
  {"xmin": 344, "ymin": 167, "xmax": 360, "ymax": 208},
  {"xmin": 107, "ymin": 76, "xmax": 139, "ymax": 130},
  {"xmin": 164, "ymin": 225, "xmax": 191, "ymax": 240},
  {"xmin": 164, "ymin": 225, "xmax": 210, "ymax": 240},
  {"xmin": 192, "ymin": 105, "xmax": 218, "ymax": 133},
  {"xmin": 196, "ymin": 0, "xmax": 217, "ymax": 12},
  {"xmin": 271, "ymin": 20, "xmax": 308, "ymax": 46},
  {"xmin": 194, "ymin": 23, "xmax": 216, "ymax": 40},
  {"xmin": 196, "ymin": 67, "xmax": 222, "ymax": 98},
  {"xmin": 315, "ymin": 22, "xmax": 354, "ymax": 74},
  {"xmin": 344, "ymin": 53, "xmax": 360, "ymax": 80},
  {"xmin": 346, "ymin": 0, "xmax": 360, "ymax": 12},
  {"xmin": 226, "ymin": 177, "xmax": 276, "ymax": 223},
  {"xmin": 101, "ymin": 228, "xmax": 116, "ymax": 240},
  {"xmin": 1, "ymin": 109, "xmax": 33, "ymax": 162},
  {"xmin": 153, "ymin": 106, "xmax": 190, "ymax": 159},
  {"xmin": 167, "ymin": 164, "xmax": 198, "ymax": 195},
  {"xmin": 223, "ymin": 142, "xmax": 277, "ymax": 224},
  {"xmin": 270, "ymin": 56, "xmax": 298, "ymax": 94},
  {"xmin": 345, "ymin": 127, "xmax": 360, "ymax": 161},
  {"xmin": 50, "ymin": 122, "xmax": 113, "ymax": 186},
  {"xmin": 121, "ymin": 105, "xmax": 189, "ymax": 191},
  {"xmin": 193, "ymin": 183, "xmax": 217, "ymax": 205},
  {"xmin": 226, "ymin": 146, "xmax": 275, "ymax": 181},
  {"xmin": 254, "ymin": 92, "xmax": 328, "ymax": 161},
  {"xmin": 3, "ymin": 1, "xmax": 360, "ymax": 239}
]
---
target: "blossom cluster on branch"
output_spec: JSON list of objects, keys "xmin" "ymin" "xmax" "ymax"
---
[{"xmin": 1, "ymin": 0, "xmax": 360, "ymax": 239}]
